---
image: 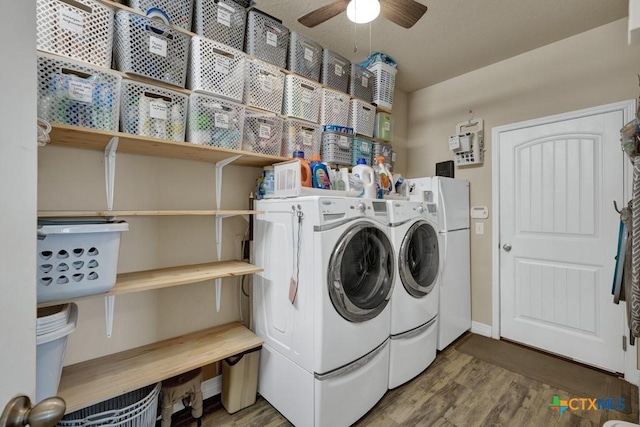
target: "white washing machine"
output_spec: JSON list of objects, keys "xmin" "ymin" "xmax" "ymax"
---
[
  {"xmin": 386, "ymin": 200, "xmax": 441, "ymax": 389},
  {"xmin": 253, "ymin": 196, "xmax": 395, "ymax": 427}
]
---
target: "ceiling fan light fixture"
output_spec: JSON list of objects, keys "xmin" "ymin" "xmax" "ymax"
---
[{"xmin": 346, "ymin": 0, "xmax": 380, "ymax": 24}]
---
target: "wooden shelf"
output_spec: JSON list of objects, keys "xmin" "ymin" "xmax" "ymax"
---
[
  {"xmin": 38, "ymin": 210, "xmax": 262, "ymax": 217},
  {"xmin": 37, "ymin": 260, "xmax": 262, "ymax": 308},
  {"xmin": 58, "ymin": 321, "xmax": 263, "ymax": 413},
  {"xmin": 48, "ymin": 123, "xmax": 287, "ymax": 167}
]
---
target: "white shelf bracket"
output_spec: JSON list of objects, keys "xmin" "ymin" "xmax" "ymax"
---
[
  {"xmin": 105, "ymin": 295, "xmax": 115, "ymax": 338},
  {"xmin": 212, "ymin": 155, "xmax": 242, "ymax": 313},
  {"xmin": 104, "ymin": 137, "xmax": 119, "ymax": 211}
]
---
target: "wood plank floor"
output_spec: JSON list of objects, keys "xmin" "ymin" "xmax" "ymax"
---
[{"xmin": 170, "ymin": 334, "xmax": 639, "ymax": 427}]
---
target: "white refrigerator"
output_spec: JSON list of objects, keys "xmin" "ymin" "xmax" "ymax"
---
[{"xmin": 432, "ymin": 177, "xmax": 471, "ymax": 350}]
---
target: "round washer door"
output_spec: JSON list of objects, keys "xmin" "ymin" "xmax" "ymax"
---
[
  {"xmin": 328, "ymin": 222, "xmax": 395, "ymax": 322},
  {"xmin": 399, "ymin": 220, "xmax": 439, "ymax": 297}
]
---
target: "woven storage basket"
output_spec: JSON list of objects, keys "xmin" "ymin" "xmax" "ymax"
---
[
  {"xmin": 37, "ymin": 52, "xmax": 121, "ymax": 131},
  {"xmin": 282, "ymin": 119, "xmax": 322, "ymax": 158},
  {"xmin": 244, "ymin": 59, "xmax": 285, "ymax": 114},
  {"xmin": 288, "ymin": 32, "xmax": 323, "ymax": 82},
  {"xmin": 113, "ymin": 10, "xmax": 190, "ymax": 88},
  {"xmin": 243, "ymin": 113, "xmax": 283, "ymax": 156},
  {"xmin": 245, "ymin": 9, "xmax": 289, "ymax": 68},
  {"xmin": 188, "ymin": 36, "xmax": 246, "ymax": 103},
  {"xmin": 36, "ymin": 0, "xmax": 114, "ymax": 67},
  {"xmin": 193, "ymin": 0, "xmax": 246, "ymax": 50},
  {"xmin": 283, "ymin": 74, "xmax": 321, "ymax": 123},
  {"xmin": 120, "ymin": 79, "xmax": 188, "ymax": 141},
  {"xmin": 187, "ymin": 93, "xmax": 245, "ymax": 149}
]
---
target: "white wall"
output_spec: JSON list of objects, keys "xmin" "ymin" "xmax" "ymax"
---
[
  {"xmin": 406, "ymin": 18, "xmax": 640, "ymax": 326},
  {"xmin": 0, "ymin": 2, "xmax": 37, "ymax": 404}
]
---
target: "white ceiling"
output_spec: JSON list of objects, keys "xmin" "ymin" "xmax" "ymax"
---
[{"xmin": 253, "ymin": 0, "xmax": 629, "ymax": 93}]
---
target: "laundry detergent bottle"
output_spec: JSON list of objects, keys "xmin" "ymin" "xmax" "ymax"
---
[
  {"xmin": 309, "ymin": 154, "xmax": 332, "ymax": 189},
  {"xmin": 375, "ymin": 155, "xmax": 394, "ymax": 196},
  {"xmin": 293, "ymin": 150, "xmax": 312, "ymax": 188},
  {"xmin": 352, "ymin": 158, "xmax": 376, "ymax": 198}
]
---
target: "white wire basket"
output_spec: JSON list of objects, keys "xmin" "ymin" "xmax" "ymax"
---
[
  {"xmin": 350, "ymin": 64, "xmax": 373, "ymax": 103},
  {"xmin": 57, "ymin": 383, "xmax": 160, "ymax": 426},
  {"xmin": 188, "ymin": 36, "xmax": 246, "ymax": 103},
  {"xmin": 244, "ymin": 59, "xmax": 284, "ymax": 114},
  {"xmin": 282, "ymin": 119, "xmax": 321, "ymax": 158},
  {"xmin": 37, "ymin": 52, "xmax": 122, "ymax": 131},
  {"xmin": 120, "ymin": 80, "xmax": 188, "ymax": 141},
  {"xmin": 322, "ymin": 49, "xmax": 350, "ymax": 94},
  {"xmin": 454, "ymin": 134, "xmax": 484, "ymax": 166},
  {"xmin": 113, "ymin": 10, "xmax": 190, "ymax": 88},
  {"xmin": 320, "ymin": 88, "xmax": 350, "ymax": 127},
  {"xmin": 368, "ymin": 61, "xmax": 397, "ymax": 111},
  {"xmin": 187, "ymin": 93, "xmax": 245, "ymax": 149},
  {"xmin": 288, "ymin": 31, "xmax": 323, "ymax": 82},
  {"xmin": 283, "ymin": 74, "xmax": 321, "ymax": 123},
  {"xmin": 127, "ymin": 0, "xmax": 193, "ymax": 31},
  {"xmin": 36, "ymin": 0, "xmax": 114, "ymax": 68},
  {"xmin": 245, "ymin": 9, "xmax": 289, "ymax": 68},
  {"xmin": 349, "ymin": 99, "xmax": 376, "ymax": 138},
  {"xmin": 243, "ymin": 112, "xmax": 283, "ymax": 156},
  {"xmin": 37, "ymin": 221, "xmax": 129, "ymax": 303},
  {"xmin": 321, "ymin": 131, "xmax": 352, "ymax": 165},
  {"xmin": 193, "ymin": 0, "xmax": 246, "ymax": 50}
]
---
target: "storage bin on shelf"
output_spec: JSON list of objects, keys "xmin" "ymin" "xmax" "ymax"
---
[
  {"xmin": 37, "ymin": 52, "xmax": 121, "ymax": 131},
  {"xmin": 282, "ymin": 119, "xmax": 322, "ymax": 158},
  {"xmin": 288, "ymin": 32, "xmax": 323, "ymax": 82},
  {"xmin": 320, "ymin": 88, "xmax": 350, "ymax": 127},
  {"xmin": 322, "ymin": 49, "xmax": 350, "ymax": 93},
  {"xmin": 349, "ymin": 99, "xmax": 376, "ymax": 138},
  {"xmin": 36, "ymin": 0, "xmax": 114, "ymax": 68},
  {"xmin": 352, "ymin": 136, "xmax": 373, "ymax": 165},
  {"xmin": 374, "ymin": 111, "xmax": 393, "ymax": 142},
  {"xmin": 58, "ymin": 382, "xmax": 161, "ymax": 427},
  {"xmin": 187, "ymin": 93, "xmax": 245, "ymax": 149},
  {"xmin": 368, "ymin": 61, "xmax": 397, "ymax": 110},
  {"xmin": 113, "ymin": 10, "xmax": 190, "ymax": 88},
  {"xmin": 193, "ymin": 0, "xmax": 246, "ymax": 50},
  {"xmin": 373, "ymin": 141, "xmax": 393, "ymax": 168},
  {"xmin": 350, "ymin": 64, "xmax": 373, "ymax": 103},
  {"xmin": 244, "ymin": 59, "xmax": 285, "ymax": 114},
  {"xmin": 321, "ymin": 126, "xmax": 353, "ymax": 166},
  {"xmin": 120, "ymin": 79, "xmax": 188, "ymax": 141},
  {"xmin": 283, "ymin": 75, "xmax": 321, "ymax": 123},
  {"xmin": 36, "ymin": 221, "xmax": 129, "ymax": 303},
  {"xmin": 242, "ymin": 112, "xmax": 283, "ymax": 156},
  {"xmin": 127, "ymin": 0, "xmax": 193, "ymax": 31},
  {"xmin": 245, "ymin": 9, "xmax": 289, "ymax": 68},
  {"xmin": 188, "ymin": 36, "xmax": 246, "ymax": 103},
  {"xmin": 36, "ymin": 303, "xmax": 78, "ymax": 403}
]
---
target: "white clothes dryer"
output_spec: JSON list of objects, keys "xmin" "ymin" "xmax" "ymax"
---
[
  {"xmin": 253, "ymin": 196, "xmax": 395, "ymax": 427},
  {"xmin": 386, "ymin": 200, "xmax": 441, "ymax": 389}
]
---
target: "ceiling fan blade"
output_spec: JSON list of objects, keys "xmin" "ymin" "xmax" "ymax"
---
[
  {"xmin": 380, "ymin": 0, "xmax": 428, "ymax": 29},
  {"xmin": 298, "ymin": 0, "xmax": 349, "ymax": 28}
]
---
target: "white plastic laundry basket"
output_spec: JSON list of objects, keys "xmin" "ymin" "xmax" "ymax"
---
[{"xmin": 36, "ymin": 303, "xmax": 78, "ymax": 403}]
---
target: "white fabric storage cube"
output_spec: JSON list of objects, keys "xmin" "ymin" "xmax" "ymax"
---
[{"xmin": 36, "ymin": 0, "xmax": 114, "ymax": 67}]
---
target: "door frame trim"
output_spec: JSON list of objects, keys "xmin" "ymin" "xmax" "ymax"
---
[{"xmin": 491, "ymin": 100, "xmax": 637, "ymax": 383}]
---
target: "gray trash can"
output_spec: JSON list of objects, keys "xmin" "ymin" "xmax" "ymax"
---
[{"xmin": 221, "ymin": 346, "xmax": 261, "ymax": 414}]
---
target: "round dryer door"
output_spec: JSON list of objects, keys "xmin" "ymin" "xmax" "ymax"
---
[
  {"xmin": 328, "ymin": 223, "xmax": 395, "ymax": 322},
  {"xmin": 399, "ymin": 220, "xmax": 439, "ymax": 297}
]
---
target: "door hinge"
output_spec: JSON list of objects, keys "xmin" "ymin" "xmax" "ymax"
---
[{"xmin": 623, "ymin": 335, "xmax": 627, "ymax": 352}]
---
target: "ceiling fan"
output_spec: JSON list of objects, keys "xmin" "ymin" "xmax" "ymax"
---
[{"xmin": 298, "ymin": 0, "xmax": 427, "ymax": 29}]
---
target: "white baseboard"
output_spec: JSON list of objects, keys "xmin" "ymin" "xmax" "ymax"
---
[
  {"xmin": 471, "ymin": 321, "xmax": 492, "ymax": 338},
  {"xmin": 172, "ymin": 375, "xmax": 222, "ymax": 414}
]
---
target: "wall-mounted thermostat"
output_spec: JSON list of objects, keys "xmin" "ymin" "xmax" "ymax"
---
[{"xmin": 470, "ymin": 206, "xmax": 489, "ymax": 219}]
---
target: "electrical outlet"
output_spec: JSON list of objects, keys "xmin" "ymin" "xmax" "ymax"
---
[{"xmin": 475, "ymin": 222, "xmax": 484, "ymax": 235}]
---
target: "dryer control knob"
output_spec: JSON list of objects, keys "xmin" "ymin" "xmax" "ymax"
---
[
  {"xmin": 356, "ymin": 202, "xmax": 366, "ymax": 213},
  {"xmin": 417, "ymin": 205, "xmax": 425, "ymax": 213}
]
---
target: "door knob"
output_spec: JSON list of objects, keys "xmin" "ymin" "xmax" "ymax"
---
[
  {"xmin": 1, "ymin": 396, "xmax": 66, "ymax": 427},
  {"xmin": 503, "ymin": 243, "xmax": 512, "ymax": 252}
]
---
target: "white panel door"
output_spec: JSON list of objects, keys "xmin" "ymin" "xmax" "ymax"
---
[{"xmin": 499, "ymin": 110, "xmax": 625, "ymax": 372}]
